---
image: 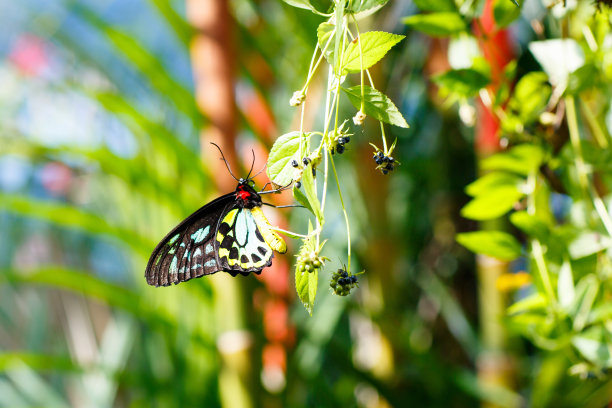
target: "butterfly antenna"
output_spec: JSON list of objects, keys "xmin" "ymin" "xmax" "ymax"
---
[
  {"xmin": 210, "ymin": 142, "xmax": 239, "ymax": 181},
  {"xmin": 246, "ymin": 149, "xmax": 256, "ymax": 180},
  {"xmin": 251, "ymin": 162, "xmax": 267, "ymax": 179}
]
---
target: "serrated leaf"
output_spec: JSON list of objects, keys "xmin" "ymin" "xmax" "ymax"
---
[
  {"xmin": 403, "ymin": 12, "xmax": 466, "ymax": 37},
  {"xmin": 341, "ymin": 31, "xmax": 405, "ymax": 74},
  {"xmin": 300, "ymin": 162, "xmax": 323, "ymax": 222},
  {"xmin": 267, "ymin": 131, "xmax": 307, "ymax": 186},
  {"xmin": 433, "ymin": 68, "xmax": 490, "ymax": 98},
  {"xmin": 465, "ymin": 172, "xmax": 524, "ymax": 197},
  {"xmin": 342, "ymin": 85, "xmax": 409, "ymax": 128},
  {"xmin": 460, "ymin": 186, "xmax": 524, "ymax": 220},
  {"xmin": 456, "ymin": 231, "xmax": 522, "ymax": 260},
  {"xmin": 296, "ymin": 267, "xmax": 318, "ymax": 315},
  {"xmin": 481, "ymin": 144, "xmax": 545, "ymax": 176}
]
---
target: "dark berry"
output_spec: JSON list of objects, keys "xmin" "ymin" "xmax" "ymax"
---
[
  {"xmin": 336, "ymin": 145, "xmax": 345, "ymax": 154},
  {"xmin": 376, "ymin": 151, "xmax": 383, "ymax": 158},
  {"xmin": 291, "ymin": 159, "xmax": 299, "ymax": 168},
  {"xmin": 350, "ymin": 276, "xmax": 357, "ymax": 284},
  {"xmin": 295, "ymin": 181, "xmax": 301, "ymax": 188},
  {"xmin": 340, "ymin": 269, "xmax": 348, "ymax": 278},
  {"xmin": 388, "ymin": 156, "xmax": 394, "ymax": 163},
  {"xmin": 343, "ymin": 136, "xmax": 350, "ymax": 143},
  {"xmin": 382, "ymin": 169, "xmax": 388, "ymax": 175},
  {"xmin": 331, "ymin": 147, "xmax": 335, "ymax": 155},
  {"xmin": 312, "ymin": 167, "xmax": 316, "ymax": 177},
  {"xmin": 303, "ymin": 157, "xmax": 311, "ymax": 166},
  {"xmin": 385, "ymin": 163, "xmax": 394, "ymax": 171},
  {"xmin": 382, "ymin": 156, "xmax": 389, "ymax": 163}
]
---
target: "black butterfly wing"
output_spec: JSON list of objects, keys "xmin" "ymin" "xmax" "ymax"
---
[{"xmin": 145, "ymin": 193, "xmax": 234, "ymax": 287}]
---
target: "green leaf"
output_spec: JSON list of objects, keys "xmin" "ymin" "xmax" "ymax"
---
[
  {"xmin": 295, "ymin": 222, "xmax": 319, "ymax": 315},
  {"xmin": 566, "ymin": 63, "xmax": 599, "ymax": 95},
  {"xmin": 509, "ymin": 211, "xmax": 550, "ymax": 241},
  {"xmin": 413, "ymin": 0, "xmax": 457, "ymax": 12},
  {"xmin": 301, "ymin": 160, "xmax": 324, "ymax": 222},
  {"xmin": 403, "ymin": 12, "xmax": 467, "ymax": 37},
  {"xmin": 568, "ymin": 232, "xmax": 612, "ymax": 259},
  {"xmin": 572, "ymin": 326, "xmax": 612, "ymax": 368},
  {"xmin": 433, "ymin": 68, "xmax": 490, "ymax": 98},
  {"xmin": 342, "ymin": 85, "xmax": 409, "ymax": 128},
  {"xmin": 267, "ymin": 131, "xmax": 306, "ymax": 186},
  {"xmin": 571, "ymin": 274, "xmax": 599, "ymax": 331},
  {"xmin": 481, "ymin": 144, "xmax": 545, "ymax": 176},
  {"xmin": 456, "ymin": 231, "xmax": 522, "ymax": 260},
  {"xmin": 528, "ymin": 39, "xmax": 584, "ymax": 87},
  {"xmin": 508, "ymin": 72, "xmax": 551, "ymax": 122},
  {"xmin": 465, "ymin": 172, "xmax": 524, "ymax": 197},
  {"xmin": 281, "ymin": 0, "xmax": 329, "ymax": 15},
  {"xmin": 507, "ymin": 292, "xmax": 547, "ymax": 315},
  {"xmin": 492, "ymin": 0, "xmax": 522, "ymax": 29},
  {"xmin": 557, "ymin": 261, "xmax": 575, "ymax": 312},
  {"xmin": 461, "ymin": 186, "xmax": 524, "ymax": 220},
  {"xmin": 0, "ymin": 194, "xmax": 152, "ymax": 255},
  {"xmin": 347, "ymin": 0, "xmax": 390, "ymax": 19},
  {"xmin": 293, "ymin": 185, "xmax": 316, "ymax": 217},
  {"xmin": 317, "ymin": 22, "xmax": 335, "ymax": 64},
  {"xmin": 341, "ymin": 31, "xmax": 405, "ymax": 74}
]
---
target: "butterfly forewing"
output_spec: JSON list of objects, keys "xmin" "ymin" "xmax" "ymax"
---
[{"xmin": 145, "ymin": 194, "xmax": 233, "ymax": 286}]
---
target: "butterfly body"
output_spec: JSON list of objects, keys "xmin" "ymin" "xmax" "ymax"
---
[{"xmin": 145, "ymin": 179, "xmax": 286, "ymax": 287}]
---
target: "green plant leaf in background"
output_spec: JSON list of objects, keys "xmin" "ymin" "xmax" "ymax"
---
[
  {"xmin": 341, "ymin": 31, "xmax": 405, "ymax": 74},
  {"xmin": 507, "ymin": 72, "xmax": 551, "ymax": 123},
  {"xmin": 342, "ymin": 85, "xmax": 409, "ymax": 128},
  {"xmin": 465, "ymin": 172, "xmax": 524, "ymax": 197},
  {"xmin": 481, "ymin": 144, "xmax": 545, "ymax": 176},
  {"xmin": 493, "ymin": 0, "xmax": 522, "ymax": 29},
  {"xmin": 456, "ymin": 231, "xmax": 522, "ymax": 260},
  {"xmin": 300, "ymin": 158, "xmax": 323, "ymax": 222},
  {"xmin": 412, "ymin": 0, "xmax": 457, "ymax": 12},
  {"xmin": 433, "ymin": 68, "xmax": 490, "ymax": 98},
  {"xmin": 403, "ymin": 12, "xmax": 466, "ymax": 37},
  {"xmin": 317, "ymin": 22, "xmax": 335, "ymax": 64},
  {"xmin": 572, "ymin": 326, "xmax": 612, "ymax": 369},
  {"xmin": 460, "ymin": 186, "xmax": 524, "ymax": 221}
]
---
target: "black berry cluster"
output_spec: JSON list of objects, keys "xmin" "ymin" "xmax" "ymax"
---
[
  {"xmin": 330, "ymin": 268, "xmax": 358, "ymax": 296},
  {"xmin": 331, "ymin": 136, "xmax": 350, "ymax": 155},
  {"xmin": 373, "ymin": 151, "xmax": 395, "ymax": 174}
]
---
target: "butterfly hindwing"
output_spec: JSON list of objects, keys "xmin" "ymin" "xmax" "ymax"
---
[
  {"xmin": 215, "ymin": 208, "xmax": 274, "ymax": 276},
  {"xmin": 145, "ymin": 194, "xmax": 234, "ymax": 287}
]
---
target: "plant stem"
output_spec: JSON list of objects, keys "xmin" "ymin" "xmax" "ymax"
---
[{"xmin": 329, "ymin": 153, "xmax": 351, "ymax": 272}]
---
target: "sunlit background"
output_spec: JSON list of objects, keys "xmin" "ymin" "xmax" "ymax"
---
[{"xmin": 1, "ymin": 0, "xmax": 611, "ymax": 407}]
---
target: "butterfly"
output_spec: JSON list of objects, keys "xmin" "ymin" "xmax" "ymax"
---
[{"xmin": 145, "ymin": 145, "xmax": 288, "ymax": 287}]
